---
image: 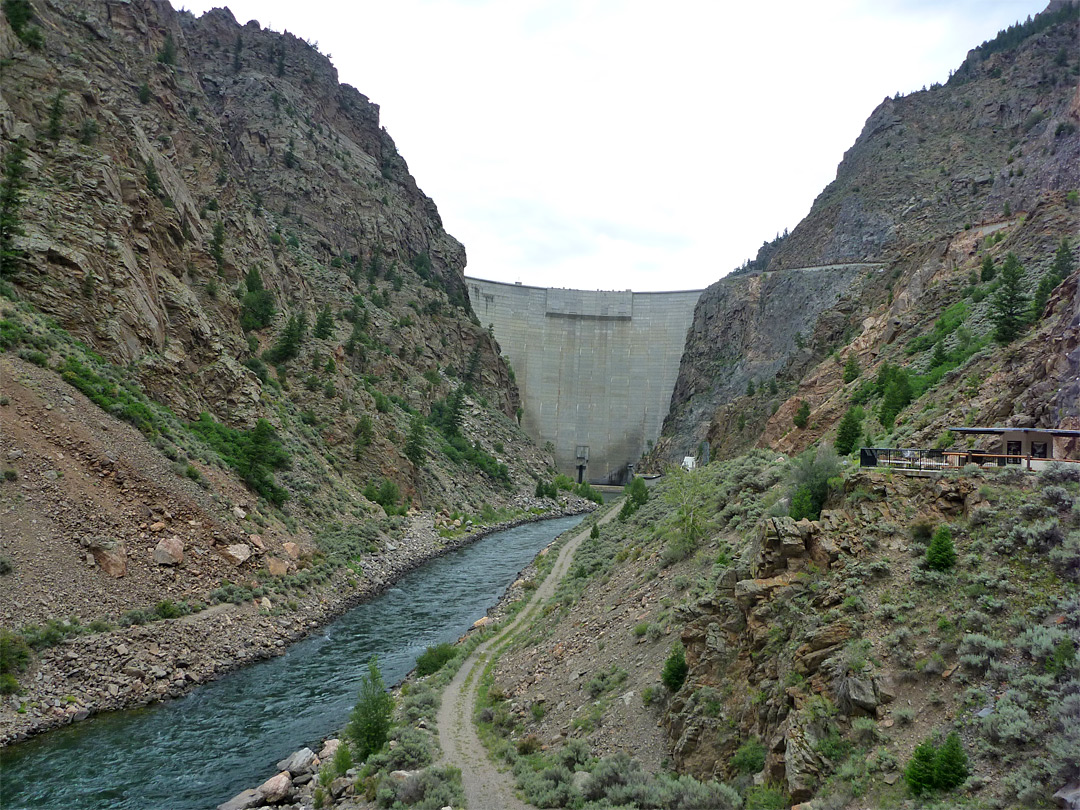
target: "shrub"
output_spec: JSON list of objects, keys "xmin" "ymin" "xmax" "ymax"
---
[
  {"xmin": 415, "ymin": 643, "xmax": 455, "ymax": 677},
  {"xmin": 661, "ymin": 644, "xmax": 688, "ymax": 692},
  {"xmin": 0, "ymin": 629, "xmax": 31, "ymax": 686},
  {"xmin": 347, "ymin": 657, "xmax": 394, "ymax": 761},
  {"xmin": 745, "ymin": 783, "xmax": 788, "ymax": 809},
  {"xmin": 925, "ymin": 525, "xmax": 957, "ymax": 571},
  {"xmin": 0, "ymin": 556, "xmax": 10, "ymax": 574},
  {"xmin": 793, "ymin": 401, "xmax": 810, "ymax": 428},
  {"xmin": 788, "ymin": 445, "xmax": 841, "ymax": 521},
  {"xmin": 590, "ymin": 523, "xmax": 600, "ymax": 540},
  {"xmin": 731, "ymin": 737, "xmax": 766, "ymax": 774}
]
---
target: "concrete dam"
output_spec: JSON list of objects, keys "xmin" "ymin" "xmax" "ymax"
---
[{"xmin": 467, "ymin": 278, "xmax": 703, "ymax": 484}]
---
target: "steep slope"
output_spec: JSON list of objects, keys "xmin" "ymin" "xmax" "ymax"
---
[
  {"xmin": 461, "ymin": 455, "xmax": 1078, "ymax": 810},
  {"xmin": 0, "ymin": 0, "xmax": 573, "ymax": 738},
  {"xmin": 652, "ymin": 2, "xmax": 1080, "ymax": 467}
]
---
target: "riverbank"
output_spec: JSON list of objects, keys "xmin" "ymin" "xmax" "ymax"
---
[{"xmin": 0, "ymin": 499, "xmax": 595, "ymax": 746}]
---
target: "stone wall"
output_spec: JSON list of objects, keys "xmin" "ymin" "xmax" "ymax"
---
[{"xmin": 467, "ymin": 279, "xmax": 701, "ymax": 482}]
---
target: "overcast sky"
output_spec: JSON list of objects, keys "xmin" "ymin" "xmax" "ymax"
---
[{"xmin": 181, "ymin": 0, "xmax": 1048, "ymax": 291}]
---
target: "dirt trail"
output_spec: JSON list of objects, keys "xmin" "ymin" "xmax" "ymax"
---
[{"xmin": 436, "ymin": 507, "xmax": 617, "ymax": 810}]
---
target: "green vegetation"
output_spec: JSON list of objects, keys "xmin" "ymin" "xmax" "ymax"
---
[
  {"xmin": 188, "ymin": 414, "xmax": 290, "ymax": 505},
  {"xmin": 415, "ymin": 643, "xmax": 456, "ymax": 677},
  {"xmin": 313, "ymin": 303, "xmax": 333, "ymax": 339},
  {"xmin": 363, "ymin": 478, "xmax": 407, "ymax": 516},
  {"xmin": 2, "ymin": 0, "xmax": 43, "ymax": 48},
  {"xmin": 661, "ymin": 643, "xmax": 688, "ymax": 692},
  {"xmin": 157, "ymin": 33, "xmax": 177, "ymax": 65},
  {"xmin": 793, "ymin": 400, "xmax": 810, "ymax": 429},
  {"xmin": 842, "ymin": 353, "xmax": 860, "ymax": 383},
  {"xmin": 925, "ymin": 525, "xmax": 957, "ymax": 571},
  {"xmin": 1, "ymin": 139, "xmax": 28, "ymax": 278},
  {"xmin": 731, "ymin": 737, "xmax": 766, "ymax": 774},
  {"xmin": 991, "ymin": 252, "xmax": 1028, "ymax": 344},
  {"xmin": 347, "ymin": 656, "xmax": 395, "ymax": 761},
  {"xmin": 834, "ymin": 405, "xmax": 863, "ymax": 455},
  {"xmin": 264, "ymin": 312, "xmax": 306, "ymax": 363},
  {"xmin": 904, "ymin": 731, "xmax": 968, "ymax": 796},
  {"xmin": 788, "ymin": 445, "xmax": 841, "ymax": 521},
  {"xmin": 404, "ymin": 413, "xmax": 428, "ymax": 466},
  {"xmin": 619, "ymin": 476, "xmax": 649, "ymax": 520},
  {"xmin": 239, "ymin": 267, "xmax": 274, "ymax": 331}
]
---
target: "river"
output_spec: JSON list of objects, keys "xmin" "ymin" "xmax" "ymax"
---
[{"xmin": 0, "ymin": 514, "xmax": 585, "ymax": 809}]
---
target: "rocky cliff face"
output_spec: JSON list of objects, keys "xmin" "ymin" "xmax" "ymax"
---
[
  {"xmin": 1, "ymin": 0, "xmax": 541, "ymax": 511},
  {"xmin": 652, "ymin": 3, "xmax": 1080, "ymax": 466}
]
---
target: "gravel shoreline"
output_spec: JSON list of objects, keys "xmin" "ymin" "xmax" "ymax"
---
[{"xmin": 0, "ymin": 501, "xmax": 595, "ymax": 746}]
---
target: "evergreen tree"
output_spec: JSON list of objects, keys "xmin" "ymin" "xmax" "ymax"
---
[
  {"xmin": 0, "ymin": 139, "xmax": 28, "ymax": 278},
  {"xmin": 769, "ymin": 378, "xmax": 779, "ymax": 396},
  {"xmin": 926, "ymin": 525, "xmax": 957, "ymax": 571},
  {"xmin": 265, "ymin": 313, "xmax": 304, "ymax": 363},
  {"xmin": 842, "ymin": 353, "xmax": 861, "ymax": 384},
  {"xmin": 980, "ymin": 253, "xmax": 996, "ymax": 282},
  {"xmin": 1051, "ymin": 238, "xmax": 1074, "ymax": 282},
  {"xmin": 793, "ymin": 401, "xmax": 810, "ymax": 429},
  {"xmin": 905, "ymin": 740, "xmax": 938, "ymax": 796},
  {"xmin": 347, "ymin": 657, "xmax": 394, "ymax": 761},
  {"xmin": 404, "ymin": 414, "xmax": 427, "ymax": 466},
  {"xmin": 239, "ymin": 267, "xmax": 274, "ymax": 331},
  {"xmin": 46, "ymin": 91, "xmax": 65, "ymax": 141},
  {"xmin": 313, "ymin": 303, "xmax": 334, "ymax": 339},
  {"xmin": 879, "ymin": 370, "xmax": 912, "ymax": 429},
  {"xmin": 991, "ymin": 252, "xmax": 1028, "ymax": 344},
  {"xmin": 930, "ymin": 340, "xmax": 949, "ymax": 368},
  {"xmin": 933, "ymin": 732, "xmax": 969, "ymax": 790},
  {"xmin": 835, "ymin": 406, "xmax": 863, "ymax": 455},
  {"xmin": 1029, "ymin": 273, "xmax": 1055, "ymax": 322},
  {"xmin": 590, "ymin": 523, "xmax": 600, "ymax": 539},
  {"xmin": 157, "ymin": 33, "xmax": 177, "ymax": 65},
  {"xmin": 746, "ymin": 379, "xmax": 755, "ymax": 396}
]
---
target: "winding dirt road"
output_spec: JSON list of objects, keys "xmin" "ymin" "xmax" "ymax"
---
[{"xmin": 436, "ymin": 507, "xmax": 616, "ymax": 810}]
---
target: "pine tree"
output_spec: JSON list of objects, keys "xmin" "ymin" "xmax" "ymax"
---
[
  {"xmin": 980, "ymin": 254, "xmax": 996, "ymax": 282},
  {"xmin": 793, "ymin": 401, "xmax": 810, "ymax": 429},
  {"xmin": 879, "ymin": 370, "xmax": 912, "ymax": 429},
  {"xmin": 930, "ymin": 340, "xmax": 949, "ymax": 368},
  {"xmin": 590, "ymin": 523, "xmax": 600, "ymax": 539},
  {"xmin": 933, "ymin": 731, "xmax": 969, "ymax": 790},
  {"xmin": 905, "ymin": 740, "xmax": 938, "ymax": 796},
  {"xmin": 842, "ymin": 354, "xmax": 860, "ymax": 384},
  {"xmin": 1051, "ymin": 238, "xmax": 1074, "ymax": 282},
  {"xmin": 404, "ymin": 414, "xmax": 427, "ymax": 466},
  {"xmin": 835, "ymin": 406, "xmax": 863, "ymax": 455},
  {"xmin": 991, "ymin": 252, "xmax": 1028, "ymax": 344},
  {"xmin": 926, "ymin": 525, "xmax": 957, "ymax": 571},
  {"xmin": 746, "ymin": 379, "xmax": 755, "ymax": 396},
  {"xmin": 313, "ymin": 303, "xmax": 334, "ymax": 339},
  {"xmin": 0, "ymin": 139, "xmax": 28, "ymax": 278},
  {"xmin": 347, "ymin": 657, "xmax": 394, "ymax": 761}
]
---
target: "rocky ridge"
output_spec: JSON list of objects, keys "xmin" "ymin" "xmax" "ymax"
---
[{"xmin": 652, "ymin": 3, "xmax": 1080, "ymax": 468}]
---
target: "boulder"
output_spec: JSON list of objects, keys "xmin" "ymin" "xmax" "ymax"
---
[
  {"xmin": 232, "ymin": 506, "xmax": 247, "ymax": 520},
  {"xmin": 836, "ymin": 676, "xmax": 878, "ymax": 715},
  {"xmin": 256, "ymin": 771, "xmax": 292, "ymax": 804},
  {"xmin": 267, "ymin": 557, "xmax": 289, "ymax": 577},
  {"xmin": 217, "ymin": 789, "xmax": 260, "ymax": 810},
  {"xmin": 276, "ymin": 747, "xmax": 317, "ymax": 775},
  {"xmin": 473, "ymin": 616, "xmax": 491, "ymax": 628},
  {"xmin": 248, "ymin": 533, "xmax": 265, "ymax": 549},
  {"xmin": 1054, "ymin": 782, "xmax": 1080, "ymax": 809},
  {"xmin": 318, "ymin": 738, "xmax": 340, "ymax": 761},
  {"xmin": 219, "ymin": 544, "xmax": 252, "ymax": 566},
  {"xmin": 89, "ymin": 537, "xmax": 126, "ymax": 578},
  {"xmin": 282, "ymin": 542, "xmax": 300, "ymax": 560},
  {"xmin": 153, "ymin": 535, "xmax": 184, "ymax": 566}
]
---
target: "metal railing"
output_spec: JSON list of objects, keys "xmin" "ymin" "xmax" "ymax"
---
[{"xmin": 859, "ymin": 448, "xmax": 1076, "ymax": 471}]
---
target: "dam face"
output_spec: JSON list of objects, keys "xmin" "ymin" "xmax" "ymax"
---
[{"xmin": 467, "ymin": 278, "xmax": 702, "ymax": 484}]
